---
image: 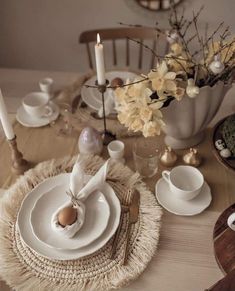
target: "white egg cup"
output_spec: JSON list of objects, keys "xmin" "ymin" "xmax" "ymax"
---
[
  {"xmin": 39, "ymin": 78, "xmax": 54, "ymax": 99},
  {"xmin": 107, "ymin": 140, "xmax": 125, "ymax": 164}
]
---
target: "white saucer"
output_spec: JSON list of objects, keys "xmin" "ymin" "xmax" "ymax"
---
[
  {"xmin": 30, "ymin": 184, "xmax": 110, "ymax": 250},
  {"xmin": 155, "ymin": 178, "xmax": 212, "ymax": 216},
  {"xmin": 16, "ymin": 101, "xmax": 59, "ymax": 127}
]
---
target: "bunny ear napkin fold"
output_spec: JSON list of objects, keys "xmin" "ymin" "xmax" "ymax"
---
[{"xmin": 51, "ymin": 158, "xmax": 110, "ymax": 238}]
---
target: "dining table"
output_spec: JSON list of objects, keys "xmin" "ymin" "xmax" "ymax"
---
[{"xmin": 0, "ymin": 68, "xmax": 235, "ymax": 291}]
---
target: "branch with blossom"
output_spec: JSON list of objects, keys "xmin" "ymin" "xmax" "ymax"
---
[{"xmin": 87, "ymin": 3, "xmax": 235, "ymax": 138}]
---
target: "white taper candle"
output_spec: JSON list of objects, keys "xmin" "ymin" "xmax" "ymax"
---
[
  {"xmin": 95, "ymin": 33, "xmax": 106, "ymax": 85},
  {"xmin": 0, "ymin": 89, "xmax": 15, "ymax": 140}
]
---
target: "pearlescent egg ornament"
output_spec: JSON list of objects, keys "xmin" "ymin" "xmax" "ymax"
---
[
  {"xmin": 215, "ymin": 139, "xmax": 226, "ymax": 150},
  {"xmin": 78, "ymin": 126, "xmax": 103, "ymax": 155},
  {"xmin": 209, "ymin": 55, "xmax": 225, "ymax": 74},
  {"xmin": 220, "ymin": 148, "xmax": 232, "ymax": 158},
  {"xmin": 186, "ymin": 79, "xmax": 200, "ymax": 98}
]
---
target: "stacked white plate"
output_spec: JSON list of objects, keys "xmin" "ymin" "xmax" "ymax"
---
[{"xmin": 17, "ymin": 173, "xmax": 121, "ymax": 260}]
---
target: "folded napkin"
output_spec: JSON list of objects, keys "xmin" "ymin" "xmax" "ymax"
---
[
  {"xmin": 98, "ymin": 90, "xmax": 116, "ymax": 117},
  {"xmin": 51, "ymin": 158, "xmax": 110, "ymax": 238}
]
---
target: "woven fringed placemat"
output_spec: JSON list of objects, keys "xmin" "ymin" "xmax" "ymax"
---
[
  {"xmin": 0, "ymin": 155, "xmax": 162, "ymax": 291},
  {"xmin": 55, "ymin": 72, "xmax": 141, "ymax": 138}
]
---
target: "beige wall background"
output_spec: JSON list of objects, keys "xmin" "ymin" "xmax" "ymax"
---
[{"xmin": 0, "ymin": 0, "xmax": 234, "ymax": 73}]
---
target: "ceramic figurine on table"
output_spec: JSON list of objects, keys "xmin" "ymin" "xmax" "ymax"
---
[
  {"xmin": 183, "ymin": 148, "xmax": 202, "ymax": 167},
  {"xmin": 160, "ymin": 146, "xmax": 177, "ymax": 167},
  {"xmin": 78, "ymin": 127, "xmax": 103, "ymax": 155}
]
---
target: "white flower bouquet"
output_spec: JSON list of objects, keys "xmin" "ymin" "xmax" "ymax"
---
[{"xmin": 115, "ymin": 6, "xmax": 235, "ymax": 137}]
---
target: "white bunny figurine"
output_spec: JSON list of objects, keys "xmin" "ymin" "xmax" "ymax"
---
[
  {"xmin": 186, "ymin": 79, "xmax": 200, "ymax": 98},
  {"xmin": 209, "ymin": 55, "xmax": 225, "ymax": 74}
]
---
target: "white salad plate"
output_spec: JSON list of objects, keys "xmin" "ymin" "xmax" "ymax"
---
[
  {"xmin": 17, "ymin": 173, "xmax": 121, "ymax": 260},
  {"xmin": 16, "ymin": 101, "xmax": 59, "ymax": 127},
  {"xmin": 30, "ymin": 184, "xmax": 110, "ymax": 250},
  {"xmin": 81, "ymin": 71, "xmax": 138, "ymax": 111},
  {"xmin": 155, "ymin": 178, "xmax": 212, "ymax": 216}
]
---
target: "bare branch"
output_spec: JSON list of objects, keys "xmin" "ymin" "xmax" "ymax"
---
[{"xmin": 182, "ymin": 6, "xmax": 204, "ymax": 37}]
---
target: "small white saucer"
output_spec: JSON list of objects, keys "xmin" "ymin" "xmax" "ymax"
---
[
  {"xmin": 16, "ymin": 101, "xmax": 59, "ymax": 127},
  {"xmin": 155, "ymin": 178, "xmax": 212, "ymax": 216}
]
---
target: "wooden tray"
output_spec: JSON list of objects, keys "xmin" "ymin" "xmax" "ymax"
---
[
  {"xmin": 212, "ymin": 114, "xmax": 235, "ymax": 173},
  {"xmin": 213, "ymin": 203, "xmax": 235, "ymax": 274}
]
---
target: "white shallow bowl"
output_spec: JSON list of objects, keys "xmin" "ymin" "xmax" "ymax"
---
[
  {"xmin": 81, "ymin": 70, "xmax": 138, "ymax": 111},
  {"xmin": 17, "ymin": 174, "xmax": 121, "ymax": 260},
  {"xmin": 16, "ymin": 101, "xmax": 59, "ymax": 127},
  {"xmin": 30, "ymin": 183, "xmax": 110, "ymax": 250},
  {"xmin": 155, "ymin": 178, "xmax": 212, "ymax": 216}
]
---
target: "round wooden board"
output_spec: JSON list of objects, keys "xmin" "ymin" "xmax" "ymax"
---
[
  {"xmin": 213, "ymin": 203, "xmax": 235, "ymax": 274},
  {"xmin": 212, "ymin": 114, "xmax": 235, "ymax": 173}
]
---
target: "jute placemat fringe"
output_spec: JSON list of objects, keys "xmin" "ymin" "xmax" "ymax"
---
[{"xmin": 0, "ymin": 155, "xmax": 162, "ymax": 291}]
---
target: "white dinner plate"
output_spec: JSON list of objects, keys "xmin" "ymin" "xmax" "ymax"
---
[
  {"xmin": 30, "ymin": 184, "xmax": 110, "ymax": 250},
  {"xmin": 81, "ymin": 71, "xmax": 138, "ymax": 111},
  {"xmin": 16, "ymin": 101, "xmax": 59, "ymax": 127},
  {"xmin": 17, "ymin": 173, "xmax": 121, "ymax": 260},
  {"xmin": 155, "ymin": 178, "xmax": 212, "ymax": 216}
]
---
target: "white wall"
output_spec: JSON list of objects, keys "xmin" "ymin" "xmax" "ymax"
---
[{"xmin": 0, "ymin": 0, "xmax": 234, "ymax": 72}]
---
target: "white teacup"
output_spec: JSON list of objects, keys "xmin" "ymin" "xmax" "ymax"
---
[
  {"xmin": 22, "ymin": 92, "xmax": 53, "ymax": 118},
  {"xmin": 39, "ymin": 78, "xmax": 54, "ymax": 98},
  {"xmin": 108, "ymin": 140, "xmax": 125, "ymax": 163},
  {"xmin": 227, "ymin": 213, "xmax": 235, "ymax": 231},
  {"xmin": 162, "ymin": 165, "xmax": 204, "ymax": 201}
]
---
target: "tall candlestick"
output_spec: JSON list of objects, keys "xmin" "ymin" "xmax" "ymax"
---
[
  {"xmin": 95, "ymin": 33, "xmax": 106, "ymax": 85},
  {"xmin": 0, "ymin": 89, "xmax": 15, "ymax": 140}
]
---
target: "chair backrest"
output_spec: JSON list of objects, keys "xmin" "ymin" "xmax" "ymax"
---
[{"xmin": 79, "ymin": 27, "xmax": 168, "ymax": 72}]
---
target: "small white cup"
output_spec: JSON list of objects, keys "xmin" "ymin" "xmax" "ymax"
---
[
  {"xmin": 39, "ymin": 78, "xmax": 54, "ymax": 96},
  {"xmin": 227, "ymin": 213, "xmax": 235, "ymax": 231},
  {"xmin": 162, "ymin": 165, "xmax": 204, "ymax": 201},
  {"xmin": 108, "ymin": 140, "xmax": 125, "ymax": 163},
  {"xmin": 22, "ymin": 92, "xmax": 53, "ymax": 118}
]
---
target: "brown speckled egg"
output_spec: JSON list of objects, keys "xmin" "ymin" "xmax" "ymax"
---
[
  {"xmin": 111, "ymin": 77, "xmax": 124, "ymax": 89},
  {"xmin": 58, "ymin": 206, "xmax": 77, "ymax": 227}
]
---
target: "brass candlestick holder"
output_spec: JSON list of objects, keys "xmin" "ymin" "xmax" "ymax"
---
[
  {"xmin": 96, "ymin": 80, "xmax": 116, "ymax": 145},
  {"xmin": 8, "ymin": 136, "xmax": 30, "ymax": 175}
]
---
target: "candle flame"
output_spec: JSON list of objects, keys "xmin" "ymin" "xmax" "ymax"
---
[{"xmin": 97, "ymin": 33, "xmax": 101, "ymax": 44}]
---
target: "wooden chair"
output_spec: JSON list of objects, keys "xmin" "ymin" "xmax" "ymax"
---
[{"xmin": 79, "ymin": 27, "xmax": 168, "ymax": 72}]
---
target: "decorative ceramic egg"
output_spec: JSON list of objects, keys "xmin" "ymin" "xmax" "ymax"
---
[
  {"xmin": 58, "ymin": 206, "xmax": 77, "ymax": 227},
  {"xmin": 215, "ymin": 139, "xmax": 226, "ymax": 150},
  {"xmin": 209, "ymin": 55, "xmax": 225, "ymax": 74},
  {"xmin": 166, "ymin": 30, "xmax": 179, "ymax": 44},
  {"xmin": 111, "ymin": 77, "xmax": 124, "ymax": 89},
  {"xmin": 186, "ymin": 79, "xmax": 200, "ymax": 98},
  {"xmin": 78, "ymin": 127, "xmax": 103, "ymax": 155},
  {"xmin": 220, "ymin": 148, "xmax": 232, "ymax": 158}
]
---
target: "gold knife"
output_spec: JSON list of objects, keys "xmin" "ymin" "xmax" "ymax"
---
[{"xmin": 123, "ymin": 190, "xmax": 140, "ymax": 265}]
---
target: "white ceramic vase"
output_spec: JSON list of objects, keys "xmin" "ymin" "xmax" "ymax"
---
[{"xmin": 162, "ymin": 81, "xmax": 232, "ymax": 149}]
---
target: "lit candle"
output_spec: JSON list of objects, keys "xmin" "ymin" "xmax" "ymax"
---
[
  {"xmin": 0, "ymin": 89, "xmax": 15, "ymax": 140},
  {"xmin": 95, "ymin": 33, "xmax": 106, "ymax": 85}
]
